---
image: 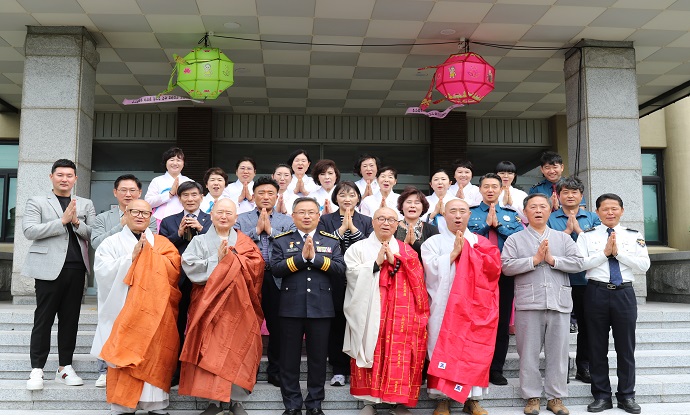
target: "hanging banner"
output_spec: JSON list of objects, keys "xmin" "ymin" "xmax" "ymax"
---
[
  {"xmin": 405, "ymin": 104, "xmax": 463, "ymax": 119},
  {"xmin": 122, "ymin": 95, "xmax": 205, "ymax": 105}
]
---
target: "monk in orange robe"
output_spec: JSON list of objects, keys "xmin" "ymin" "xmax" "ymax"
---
[
  {"xmin": 95, "ymin": 199, "xmax": 181, "ymax": 414},
  {"xmin": 343, "ymin": 207, "xmax": 430, "ymax": 415},
  {"xmin": 179, "ymin": 198, "xmax": 265, "ymax": 415}
]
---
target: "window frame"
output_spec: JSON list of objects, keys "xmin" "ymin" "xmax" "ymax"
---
[{"xmin": 641, "ymin": 149, "xmax": 666, "ymax": 246}]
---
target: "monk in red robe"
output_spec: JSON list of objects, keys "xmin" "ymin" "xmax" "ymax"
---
[
  {"xmin": 343, "ymin": 207, "xmax": 430, "ymax": 415},
  {"xmin": 422, "ymin": 199, "xmax": 501, "ymax": 415},
  {"xmin": 179, "ymin": 198, "xmax": 265, "ymax": 415}
]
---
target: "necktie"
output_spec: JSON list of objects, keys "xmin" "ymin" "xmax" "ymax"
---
[
  {"xmin": 607, "ymin": 228, "xmax": 623, "ymax": 286},
  {"xmin": 260, "ymin": 233, "xmax": 269, "ymax": 262}
]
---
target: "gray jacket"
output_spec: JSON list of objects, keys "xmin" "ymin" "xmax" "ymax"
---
[
  {"xmin": 22, "ymin": 193, "xmax": 96, "ymax": 280},
  {"xmin": 501, "ymin": 226, "xmax": 584, "ymax": 313},
  {"xmin": 91, "ymin": 206, "xmax": 157, "ymax": 250}
]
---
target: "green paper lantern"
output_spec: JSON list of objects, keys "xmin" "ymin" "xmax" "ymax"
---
[{"xmin": 161, "ymin": 47, "xmax": 234, "ymax": 100}]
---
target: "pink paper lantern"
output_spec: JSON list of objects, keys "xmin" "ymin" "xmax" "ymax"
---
[{"xmin": 419, "ymin": 52, "xmax": 495, "ymax": 110}]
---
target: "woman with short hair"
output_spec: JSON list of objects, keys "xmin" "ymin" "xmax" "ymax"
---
[
  {"xmin": 309, "ymin": 159, "xmax": 341, "ymax": 215},
  {"xmin": 200, "ymin": 167, "xmax": 229, "ymax": 214},
  {"xmin": 145, "ymin": 147, "xmax": 192, "ymax": 226},
  {"xmin": 395, "ymin": 186, "xmax": 440, "ymax": 260}
]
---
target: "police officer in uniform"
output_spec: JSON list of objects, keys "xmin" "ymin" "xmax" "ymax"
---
[
  {"xmin": 468, "ymin": 173, "xmax": 523, "ymax": 386},
  {"xmin": 577, "ymin": 193, "xmax": 650, "ymax": 414},
  {"xmin": 271, "ymin": 197, "xmax": 346, "ymax": 415}
]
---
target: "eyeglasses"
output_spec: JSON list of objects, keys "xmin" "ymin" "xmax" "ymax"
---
[
  {"xmin": 116, "ymin": 188, "xmax": 140, "ymax": 194},
  {"xmin": 294, "ymin": 210, "xmax": 319, "ymax": 217},
  {"xmin": 375, "ymin": 217, "xmax": 398, "ymax": 225},
  {"xmin": 214, "ymin": 210, "xmax": 235, "ymax": 216},
  {"xmin": 128, "ymin": 209, "xmax": 152, "ymax": 218}
]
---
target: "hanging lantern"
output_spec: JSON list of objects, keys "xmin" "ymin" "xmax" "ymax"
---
[
  {"xmin": 160, "ymin": 46, "xmax": 234, "ymax": 100},
  {"xmin": 410, "ymin": 51, "xmax": 495, "ymax": 117}
]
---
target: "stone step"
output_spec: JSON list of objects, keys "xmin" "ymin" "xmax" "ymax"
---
[
  {"xmin": 1, "ymin": 375, "xmax": 688, "ymax": 411},
  {"xmin": 4, "ymin": 405, "xmax": 690, "ymax": 415},
  {"xmin": 2, "ymin": 347, "xmax": 689, "ymax": 381}
]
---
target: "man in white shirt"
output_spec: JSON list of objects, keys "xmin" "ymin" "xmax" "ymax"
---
[{"xmin": 576, "ymin": 193, "xmax": 650, "ymax": 414}]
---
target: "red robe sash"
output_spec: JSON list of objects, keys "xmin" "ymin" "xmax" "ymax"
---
[
  {"xmin": 179, "ymin": 231, "xmax": 265, "ymax": 402},
  {"xmin": 427, "ymin": 235, "xmax": 501, "ymax": 403},
  {"xmin": 350, "ymin": 239, "xmax": 429, "ymax": 406}
]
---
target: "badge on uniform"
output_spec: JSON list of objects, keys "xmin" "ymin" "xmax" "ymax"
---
[
  {"xmin": 503, "ymin": 215, "xmax": 511, "ymax": 222},
  {"xmin": 316, "ymin": 246, "xmax": 332, "ymax": 253},
  {"xmin": 637, "ymin": 239, "xmax": 646, "ymax": 247}
]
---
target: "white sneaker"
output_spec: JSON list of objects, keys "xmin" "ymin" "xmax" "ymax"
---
[
  {"xmin": 55, "ymin": 365, "xmax": 84, "ymax": 386},
  {"xmin": 95, "ymin": 373, "xmax": 106, "ymax": 388},
  {"xmin": 27, "ymin": 368, "xmax": 44, "ymax": 390},
  {"xmin": 330, "ymin": 374, "xmax": 346, "ymax": 386}
]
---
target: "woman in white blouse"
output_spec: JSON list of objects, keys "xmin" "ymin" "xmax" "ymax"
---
[
  {"xmin": 359, "ymin": 166, "xmax": 402, "ymax": 219},
  {"xmin": 448, "ymin": 159, "xmax": 482, "ymax": 207},
  {"xmin": 200, "ymin": 167, "xmax": 229, "ymax": 214},
  {"xmin": 222, "ymin": 156, "xmax": 257, "ymax": 215},
  {"xmin": 144, "ymin": 147, "xmax": 191, "ymax": 226},
  {"xmin": 286, "ymin": 149, "xmax": 319, "ymax": 197},
  {"xmin": 309, "ymin": 159, "xmax": 340, "ymax": 215},
  {"xmin": 422, "ymin": 169, "xmax": 456, "ymax": 233},
  {"xmin": 353, "ymin": 154, "xmax": 380, "ymax": 200},
  {"xmin": 496, "ymin": 160, "xmax": 528, "ymax": 223},
  {"xmin": 273, "ymin": 163, "xmax": 292, "ymax": 214}
]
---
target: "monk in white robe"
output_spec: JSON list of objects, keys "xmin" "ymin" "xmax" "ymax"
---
[
  {"xmin": 421, "ymin": 199, "xmax": 501, "ymax": 415},
  {"xmin": 92, "ymin": 199, "xmax": 181, "ymax": 415},
  {"xmin": 344, "ymin": 207, "xmax": 429, "ymax": 415}
]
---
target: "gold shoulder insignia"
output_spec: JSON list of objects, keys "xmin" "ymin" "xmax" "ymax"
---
[
  {"xmin": 319, "ymin": 230, "xmax": 338, "ymax": 240},
  {"xmin": 274, "ymin": 230, "xmax": 295, "ymax": 239}
]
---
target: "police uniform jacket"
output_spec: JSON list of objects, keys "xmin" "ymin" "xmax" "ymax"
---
[
  {"xmin": 576, "ymin": 224, "xmax": 650, "ymax": 283},
  {"xmin": 270, "ymin": 229, "xmax": 346, "ymax": 319},
  {"xmin": 468, "ymin": 201, "xmax": 522, "ymax": 251}
]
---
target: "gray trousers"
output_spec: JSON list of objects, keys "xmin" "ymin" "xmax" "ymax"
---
[{"xmin": 515, "ymin": 309, "xmax": 569, "ymax": 400}]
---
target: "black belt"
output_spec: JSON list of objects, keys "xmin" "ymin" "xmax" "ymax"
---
[{"xmin": 588, "ymin": 280, "xmax": 632, "ymax": 290}]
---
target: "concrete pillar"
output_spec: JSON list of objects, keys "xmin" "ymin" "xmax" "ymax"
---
[
  {"xmin": 663, "ymin": 99, "xmax": 690, "ymax": 250},
  {"xmin": 564, "ymin": 39, "xmax": 646, "ymax": 301},
  {"xmin": 11, "ymin": 26, "xmax": 99, "ymax": 303}
]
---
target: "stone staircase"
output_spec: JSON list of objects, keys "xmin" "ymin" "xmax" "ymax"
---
[{"xmin": 1, "ymin": 300, "xmax": 690, "ymax": 414}]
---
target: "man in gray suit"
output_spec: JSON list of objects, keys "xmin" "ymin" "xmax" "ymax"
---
[
  {"xmin": 90, "ymin": 174, "xmax": 155, "ymax": 388},
  {"xmin": 91, "ymin": 174, "xmax": 156, "ymax": 251},
  {"xmin": 22, "ymin": 159, "xmax": 96, "ymax": 391}
]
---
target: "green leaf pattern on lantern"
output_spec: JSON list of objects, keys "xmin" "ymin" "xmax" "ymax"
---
[{"xmin": 160, "ymin": 47, "xmax": 234, "ymax": 100}]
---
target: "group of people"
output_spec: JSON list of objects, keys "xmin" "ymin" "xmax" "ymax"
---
[{"xmin": 20, "ymin": 148, "xmax": 649, "ymax": 415}]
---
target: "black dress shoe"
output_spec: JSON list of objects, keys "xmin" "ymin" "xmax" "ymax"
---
[
  {"xmin": 306, "ymin": 409, "xmax": 325, "ymax": 415},
  {"xmin": 617, "ymin": 398, "xmax": 641, "ymax": 414},
  {"xmin": 489, "ymin": 370, "xmax": 508, "ymax": 386},
  {"xmin": 575, "ymin": 368, "xmax": 592, "ymax": 383},
  {"xmin": 268, "ymin": 374, "xmax": 281, "ymax": 387},
  {"xmin": 587, "ymin": 399, "xmax": 613, "ymax": 412},
  {"xmin": 282, "ymin": 410, "xmax": 302, "ymax": 415}
]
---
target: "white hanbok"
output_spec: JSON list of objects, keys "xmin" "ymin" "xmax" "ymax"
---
[
  {"xmin": 286, "ymin": 174, "xmax": 319, "ymax": 196},
  {"xmin": 221, "ymin": 180, "xmax": 255, "ymax": 214},
  {"xmin": 422, "ymin": 193, "xmax": 460, "ymax": 234},
  {"xmin": 91, "ymin": 227, "xmax": 168, "ymax": 411},
  {"xmin": 359, "ymin": 191, "xmax": 402, "ymax": 219},
  {"xmin": 421, "ymin": 230, "xmax": 487, "ymax": 399},
  {"xmin": 355, "ymin": 178, "xmax": 379, "ymax": 197},
  {"xmin": 498, "ymin": 186, "xmax": 528, "ymax": 223},
  {"xmin": 448, "ymin": 182, "xmax": 482, "ymax": 207},
  {"xmin": 145, "ymin": 172, "xmax": 192, "ymax": 221},
  {"xmin": 199, "ymin": 193, "xmax": 229, "ymax": 214}
]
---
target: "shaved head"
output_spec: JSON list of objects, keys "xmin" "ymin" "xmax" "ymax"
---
[
  {"xmin": 125, "ymin": 199, "xmax": 152, "ymax": 232},
  {"xmin": 372, "ymin": 207, "xmax": 398, "ymax": 241},
  {"xmin": 212, "ymin": 198, "xmax": 236, "ymax": 212},
  {"xmin": 444, "ymin": 198, "xmax": 471, "ymax": 234},
  {"xmin": 211, "ymin": 198, "xmax": 238, "ymax": 232},
  {"xmin": 444, "ymin": 198, "xmax": 469, "ymax": 214},
  {"xmin": 373, "ymin": 206, "xmax": 397, "ymax": 219}
]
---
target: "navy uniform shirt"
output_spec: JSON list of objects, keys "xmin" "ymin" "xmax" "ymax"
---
[
  {"xmin": 547, "ymin": 207, "xmax": 601, "ymax": 285},
  {"xmin": 468, "ymin": 201, "xmax": 522, "ymax": 252},
  {"xmin": 270, "ymin": 229, "xmax": 346, "ymax": 319}
]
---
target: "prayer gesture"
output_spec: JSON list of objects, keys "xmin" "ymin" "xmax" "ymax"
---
[
  {"xmin": 131, "ymin": 237, "xmax": 147, "ymax": 261},
  {"xmin": 379, "ymin": 197, "xmax": 387, "ymax": 209},
  {"xmin": 302, "ymin": 235, "xmax": 315, "ymax": 261},
  {"xmin": 170, "ymin": 176, "xmax": 179, "ymax": 197},
  {"xmin": 276, "ymin": 193, "xmax": 286, "ymax": 214},
  {"xmin": 383, "ymin": 241, "xmax": 395, "ymax": 265},
  {"xmin": 239, "ymin": 182, "xmax": 253, "ymax": 203},
  {"xmin": 502, "ymin": 185, "xmax": 512, "ymax": 207},
  {"xmin": 218, "ymin": 239, "xmax": 229, "ymax": 261},
  {"xmin": 339, "ymin": 208, "xmax": 358, "ymax": 235},
  {"xmin": 604, "ymin": 231, "xmax": 617, "ymax": 257},
  {"xmin": 455, "ymin": 185, "xmax": 464, "ymax": 199},
  {"xmin": 61, "ymin": 199, "xmax": 78, "ymax": 226},
  {"xmin": 256, "ymin": 208, "xmax": 271, "ymax": 235},
  {"xmin": 430, "ymin": 198, "xmax": 444, "ymax": 220},
  {"xmin": 295, "ymin": 177, "xmax": 307, "ymax": 195},
  {"xmin": 486, "ymin": 203, "xmax": 499, "ymax": 228},
  {"xmin": 565, "ymin": 214, "xmax": 582, "ymax": 235},
  {"xmin": 323, "ymin": 199, "xmax": 333, "ymax": 215},
  {"xmin": 533, "ymin": 240, "xmax": 548, "ymax": 266},
  {"xmin": 550, "ymin": 191, "xmax": 560, "ymax": 211},
  {"xmin": 449, "ymin": 230, "xmax": 465, "ymax": 263},
  {"xmin": 363, "ymin": 181, "xmax": 373, "ymax": 199},
  {"xmin": 404, "ymin": 222, "xmax": 416, "ymax": 245}
]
